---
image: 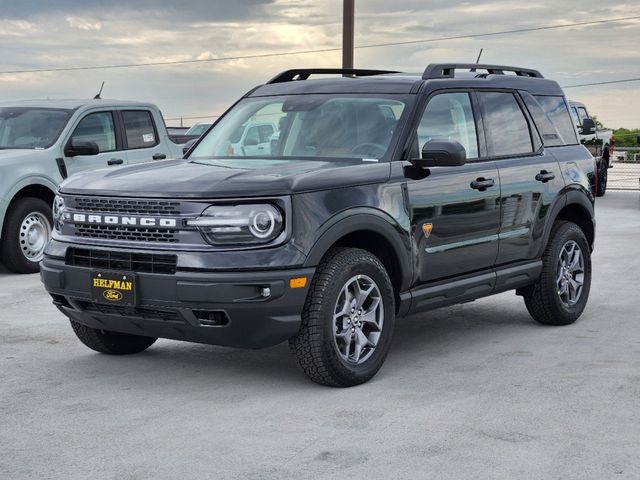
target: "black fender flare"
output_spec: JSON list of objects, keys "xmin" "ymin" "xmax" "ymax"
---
[
  {"xmin": 541, "ymin": 189, "xmax": 595, "ymax": 253},
  {"xmin": 303, "ymin": 209, "xmax": 413, "ymax": 292}
]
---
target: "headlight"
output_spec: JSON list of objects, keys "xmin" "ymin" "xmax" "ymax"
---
[
  {"xmin": 186, "ymin": 204, "xmax": 284, "ymax": 246},
  {"xmin": 52, "ymin": 195, "xmax": 66, "ymax": 232}
]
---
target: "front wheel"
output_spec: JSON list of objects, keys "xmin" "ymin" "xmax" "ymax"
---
[
  {"xmin": 523, "ymin": 221, "xmax": 592, "ymax": 326},
  {"xmin": 289, "ymin": 248, "xmax": 395, "ymax": 387},
  {"xmin": 0, "ymin": 197, "xmax": 52, "ymax": 274}
]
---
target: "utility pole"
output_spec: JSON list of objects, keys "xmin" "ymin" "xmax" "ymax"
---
[{"xmin": 342, "ymin": 0, "xmax": 354, "ymax": 70}]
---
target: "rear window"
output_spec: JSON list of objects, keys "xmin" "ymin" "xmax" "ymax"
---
[
  {"xmin": 535, "ymin": 96, "xmax": 578, "ymax": 145},
  {"xmin": 122, "ymin": 110, "xmax": 158, "ymax": 149}
]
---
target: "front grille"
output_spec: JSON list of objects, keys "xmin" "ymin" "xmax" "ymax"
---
[
  {"xmin": 73, "ymin": 197, "xmax": 180, "ymax": 215},
  {"xmin": 67, "ymin": 248, "xmax": 178, "ymax": 274},
  {"xmin": 79, "ymin": 302, "xmax": 183, "ymax": 323},
  {"xmin": 75, "ymin": 225, "xmax": 178, "ymax": 243}
]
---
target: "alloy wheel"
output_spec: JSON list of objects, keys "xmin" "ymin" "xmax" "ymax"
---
[{"xmin": 333, "ymin": 274, "xmax": 384, "ymax": 365}]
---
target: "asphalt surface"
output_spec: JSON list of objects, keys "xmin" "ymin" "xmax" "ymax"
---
[{"xmin": 1, "ymin": 191, "xmax": 639, "ymax": 480}]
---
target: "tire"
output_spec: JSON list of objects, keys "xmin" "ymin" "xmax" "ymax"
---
[
  {"xmin": 70, "ymin": 320, "xmax": 157, "ymax": 355},
  {"xmin": 0, "ymin": 197, "xmax": 53, "ymax": 274},
  {"xmin": 289, "ymin": 248, "xmax": 395, "ymax": 387},
  {"xmin": 596, "ymin": 154, "xmax": 608, "ymax": 197},
  {"xmin": 523, "ymin": 221, "xmax": 591, "ymax": 326}
]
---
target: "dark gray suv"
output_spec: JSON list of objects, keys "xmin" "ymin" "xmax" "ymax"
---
[{"xmin": 42, "ymin": 64, "xmax": 596, "ymax": 386}]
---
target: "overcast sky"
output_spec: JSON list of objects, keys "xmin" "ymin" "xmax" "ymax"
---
[{"xmin": 0, "ymin": 0, "xmax": 638, "ymax": 128}]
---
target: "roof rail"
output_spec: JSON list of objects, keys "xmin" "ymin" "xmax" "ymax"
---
[
  {"xmin": 423, "ymin": 63, "xmax": 543, "ymax": 79},
  {"xmin": 267, "ymin": 68, "xmax": 400, "ymax": 84}
]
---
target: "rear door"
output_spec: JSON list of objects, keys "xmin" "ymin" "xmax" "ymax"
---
[
  {"xmin": 477, "ymin": 91, "xmax": 564, "ymax": 264},
  {"xmin": 119, "ymin": 109, "xmax": 168, "ymax": 164},
  {"xmin": 64, "ymin": 110, "xmax": 126, "ymax": 176},
  {"xmin": 405, "ymin": 91, "xmax": 501, "ymax": 284}
]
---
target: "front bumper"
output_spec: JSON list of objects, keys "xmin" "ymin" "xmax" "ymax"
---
[{"xmin": 41, "ymin": 255, "xmax": 314, "ymax": 349}]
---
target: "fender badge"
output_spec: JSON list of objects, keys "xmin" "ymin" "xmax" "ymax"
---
[{"xmin": 422, "ymin": 223, "xmax": 433, "ymax": 239}]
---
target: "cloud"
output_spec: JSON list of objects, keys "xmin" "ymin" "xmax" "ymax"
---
[{"xmin": 0, "ymin": 0, "xmax": 638, "ymax": 127}]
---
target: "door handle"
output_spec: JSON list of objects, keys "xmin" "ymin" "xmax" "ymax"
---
[
  {"xmin": 153, "ymin": 153, "xmax": 167, "ymax": 160},
  {"xmin": 470, "ymin": 177, "xmax": 495, "ymax": 191},
  {"xmin": 107, "ymin": 158, "xmax": 124, "ymax": 166},
  {"xmin": 535, "ymin": 170, "xmax": 555, "ymax": 183}
]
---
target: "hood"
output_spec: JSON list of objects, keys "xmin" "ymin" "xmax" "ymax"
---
[{"xmin": 59, "ymin": 158, "xmax": 391, "ymax": 198}]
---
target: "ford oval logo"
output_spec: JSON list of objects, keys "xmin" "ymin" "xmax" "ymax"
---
[{"xmin": 103, "ymin": 290, "xmax": 123, "ymax": 302}]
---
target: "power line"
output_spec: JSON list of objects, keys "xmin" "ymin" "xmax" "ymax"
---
[
  {"xmin": 562, "ymin": 77, "xmax": 640, "ymax": 89},
  {"xmin": 0, "ymin": 15, "xmax": 639, "ymax": 75},
  {"xmin": 163, "ymin": 76, "xmax": 640, "ymax": 122}
]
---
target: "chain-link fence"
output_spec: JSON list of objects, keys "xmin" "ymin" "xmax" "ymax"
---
[{"xmin": 609, "ymin": 148, "xmax": 640, "ymax": 191}]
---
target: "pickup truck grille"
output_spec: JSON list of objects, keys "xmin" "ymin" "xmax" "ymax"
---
[
  {"xmin": 73, "ymin": 197, "xmax": 180, "ymax": 216},
  {"xmin": 75, "ymin": 224, "xmax": 179, "ymax": 243},
  {"xmin": 67, "ymin": 247, "xmax": 178, "ymax": 274}
]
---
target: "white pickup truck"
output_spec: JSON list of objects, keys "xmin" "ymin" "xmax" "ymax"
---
[
  {"xmin": 0, "ymin": 99, "xmax": 187, "ymax": 273},
  {"xmin": 569, "ymin": 101, "xmax": 614, "ymax": 197}
]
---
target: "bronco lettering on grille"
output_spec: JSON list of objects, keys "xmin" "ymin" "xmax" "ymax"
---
[{"xmin": 72, "ymin": 213, "xmax": 177, "ymax": 228}]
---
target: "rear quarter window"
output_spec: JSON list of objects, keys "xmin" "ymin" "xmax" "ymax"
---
[{"xmin": 534, "ymin": 96, "xmax": 578, "ymax": 145}]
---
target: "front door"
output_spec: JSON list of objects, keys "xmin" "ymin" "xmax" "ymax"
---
[
  {"xmin": 64, "ymin": 111, "xmax": 126, "ymax": 176},
  {"xmin": 405, "ymin": 91, "xmax": 501, "ymax": 284}
]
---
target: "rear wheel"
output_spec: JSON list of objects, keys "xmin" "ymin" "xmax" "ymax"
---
[
  {"xmin": 70, "ymin": 320, "xmax": 157, "ymax": 355},
  {"xmin": 523, "ymin": 221, "xmax": 591, "ymax": 326},
  {"xmin": 289, "ymin": 248, "xmax": 395, "ymax": 387},
  {"xmin": 0, "ymin": 197, "xmax": 52, "ymax": 274}
]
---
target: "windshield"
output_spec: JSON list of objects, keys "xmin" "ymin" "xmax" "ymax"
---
[
  {"xmin": 0, "ymin": 107, "xmax": 72, "ymax": 149},
  {"xmin": 185, "ymin": 123, "xmax": 211, "ymax": 136},
  {"xmin": 190, "ymin": 94, "xmax": 408, "ymax": 162}
]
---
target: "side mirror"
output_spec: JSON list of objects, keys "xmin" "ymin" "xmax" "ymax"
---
[
  {"xmin": 411, "ymin": 140, "xmax": 467, "ymax": 168},
  {"xmin": 581, "ymin": 118, "xmax": 596, "ymax": 135},
  {"xmin": 65, "ymin": 140, "xmax": 99, "ymax": 157},
  {"xmin": 183, "ymin": 138, "xmax": 197, "ymax": 156},
  {"xmin": 244, "ymin": 138, "xmax": 259, "ymax": 147}
]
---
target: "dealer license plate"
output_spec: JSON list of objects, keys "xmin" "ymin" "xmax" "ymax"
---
[{"xmin": 91, "ymin": 271, "xmax": 136, "ymax": 306}]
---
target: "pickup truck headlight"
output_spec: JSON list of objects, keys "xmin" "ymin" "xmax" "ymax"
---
[
  {"xmin": 187, "ymin": 204, "xmax": 284, "ymax": 246},
  {"xmin": 52, "ymin": 195, "xmax": 66, "ymax": 232}
]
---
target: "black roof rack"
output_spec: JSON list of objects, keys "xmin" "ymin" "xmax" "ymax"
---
[
  {"xmin": 423, "ymin": 63, "xmax": 543, "ymax": 79},
  {"xmin": 267, "ymin": 68, "xmax": 400, "ymax": 84}
]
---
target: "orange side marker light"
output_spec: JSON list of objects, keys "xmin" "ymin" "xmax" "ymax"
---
[{"xmin": 289, "ymin": 277, "xmax": 308, "ymax": 289}]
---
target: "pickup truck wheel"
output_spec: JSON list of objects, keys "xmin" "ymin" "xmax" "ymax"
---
[
  {"xmin": 289, "ymin": 248, "xmax": 395, "ymax": 387},
  {"xmin": 596, "ymin": 155, "xmax": 608, "ymax": 197},
  {"xmin": 0, "ymin": 197, "xmax": 52, "ymax": 274},
  {"xmin": 523, "ymin": 221, "xmax": 591, "ymax": 326},
  {"xmin": 70, "ymin": 320, "xmax": 157, "ymax": 354}
]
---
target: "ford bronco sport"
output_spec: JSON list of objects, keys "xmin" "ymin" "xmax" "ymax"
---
[{"xmin": 41, "ymin": 64, "xmax": 596, "ymax": 387}]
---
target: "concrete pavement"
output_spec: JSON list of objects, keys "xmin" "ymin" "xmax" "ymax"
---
[{"xmin": 1, "ymin": 191, "xmax": 639, "ymax": 479}]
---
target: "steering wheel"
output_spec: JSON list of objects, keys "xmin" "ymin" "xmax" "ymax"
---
[{"xmin": 351, "ymin": 142, "xmax": 387, "ymax": 158}]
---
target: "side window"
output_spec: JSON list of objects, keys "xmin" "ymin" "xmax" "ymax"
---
[
  {"xmin": 479, "ymin": 92, "xmax": 533, "ymax": 157},
  {"xmin": 533, "ymin": 95, "xmax": 579, "ymax": 145},
  {"xmin": 122, "ymin": 110, "xmax": 158, "ymax": 149},
  {"xmin": 70, "ymin": 111, "xmax": 116, "ymax": 153},
  {"xmin": 577, "ymin": 108, "xmax": 589, "ymax": 122},
  {"xmin": 570, "ymin": 107, "xmax": 582, "ymax": 128},
  {"xmin": 258, "ymin": 124, "xmax": 274, "ymax": 143},
  {"xmin": 417, "ymin": 92, "xmax": 479, "ymax": 159},
  {"xmin": 245, "ymin": 126, "xmax": 260, "ymax": 144}
]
